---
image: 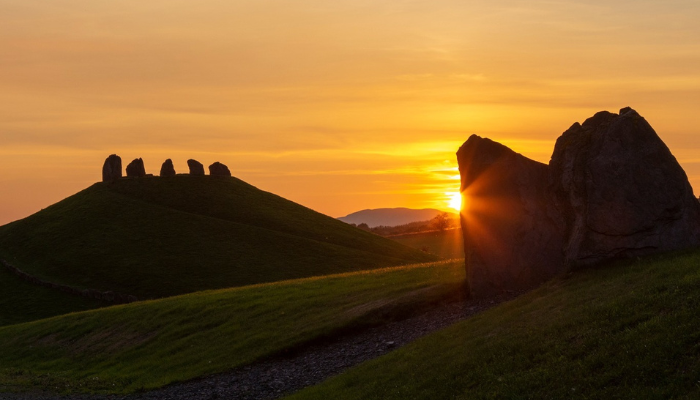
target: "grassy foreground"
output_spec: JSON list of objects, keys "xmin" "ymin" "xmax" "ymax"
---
[
  {"xmin": 0, "ymin": 260, "xmax": 465, "ymax": 395},
  {"xmin": 289, "ymin": 250, "xmax": 700, "ymax": 400},
  {"xmin": 0, "ymin": 176, "xmax": 434, "ymax": 298}
]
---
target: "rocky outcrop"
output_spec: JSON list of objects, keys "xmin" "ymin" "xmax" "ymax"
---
[
  {"xmin": 188, "ymin": 159, "xmax": 205, "ymax": 176},
  {"xmin": 457, "ymin": 136, "xmax": 565, "ymax": 297},
  {"xmin": 458, "ymin": 108, "xmax": 700, "ymax": 297},
  {"xmin": 126, "ymin": 158, "xmax": 146, "ymax": 177},
  {"xmin": 102, "ymin": 154, "xmax": 122, "ymax": 182},
  {"xmin": 209, "ymin": 162, "xmax": 231, "ymax": 177},
  {"xmin": 550, "ymin": 107, "xmax": 700, "ymax": 267},
  {"xmin": 160, "ymin": 159, "xmax": 176, "ymax": 177}
]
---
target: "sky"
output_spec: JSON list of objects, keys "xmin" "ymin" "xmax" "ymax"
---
[{"xmin": 2, "ymin": 0, "xmax": 700, "ymax": 225}]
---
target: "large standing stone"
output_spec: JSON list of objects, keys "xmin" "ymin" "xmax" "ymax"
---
[
  {"xmin": 209, "ymin": 162, "xmax": 231, "ymax": 177},
  {"xmin": 125, "ymin": 158, "xmax": 146, "ymax": 178},
  {"xmin": 457, "ymin": 135, "xmax": 565, "ymax": 297},
  {"xmin": 160, "ymin": 159, "xmax": 176, "ymax": 177},
  {"xmin": 102, "ymin": 154, "xmax": 122, "ymax": 182},
  {"xmin": 457, "ymin": 107, "xmax": 700, "ymax": 297},
  {"xmin": 549, "ymin": 107, "xmax": 700, "ymax": 267},
  {"xmin": 187, "ymin": 159, "xmax": 205, "ymax": 176}
]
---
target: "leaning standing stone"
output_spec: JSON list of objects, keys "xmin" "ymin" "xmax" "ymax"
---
[
  {"xmin": 209, "ymin": 162, "xmax": 231, "ymax": 177},
  {"xmin": 102, "ymin": 154, "xmax": 122, "ymax": 182},
  {"xmin": 187, "ymin": 159, "xmax": 205, "ymax": 176},
  {"xmin": 126, "ymin": 158, "xmax": 146, "ymax": 177},
  {"xmin": 160, "ymin": 159, "xmax": 176, "ymax": 177}
]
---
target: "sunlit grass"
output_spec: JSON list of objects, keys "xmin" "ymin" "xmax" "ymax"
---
[
  {"xmin": 0, "ymin": 260, "xmax": 465, "ymax": 395},
  {"xmin": 289, "ymin": 250, "xmax": 700, "ymax": 400}
]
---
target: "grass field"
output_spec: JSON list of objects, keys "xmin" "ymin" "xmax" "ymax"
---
[
  {"xmin": 0, "ymin": 176, "xmax": 434, "ymax": 298},
  {"xmin": 390, "ymin": 228, "xmax": 463, "ymax": 259},
  {"xmin": 0, "ymin": 267, "xmax": 104, "ymax": 327},
  {"xmin": 288, "ymin": 250, "xmax": 700, "ymax": 400},
  {"xmin": 0, "ymin": 260, "xmax": 465, "ymax": 395}
]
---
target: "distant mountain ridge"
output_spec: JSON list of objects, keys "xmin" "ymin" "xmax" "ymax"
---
[{"xmin": 338, "ymin": 208, "xmax": 456, "ymax": 228}]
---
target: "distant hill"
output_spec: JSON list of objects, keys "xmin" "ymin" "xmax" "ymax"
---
[
  {"xmin": 0, "ymin": 176, "xmax": 435, "ymax": 299},
  {"xmin": 338, "ymin": 208, "xmax": 456, "ymax": 228}
]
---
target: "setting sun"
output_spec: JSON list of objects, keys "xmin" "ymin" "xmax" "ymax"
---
[{"xmin": 448, "ymin": 192, "xmax": 462, "ymax": 212}]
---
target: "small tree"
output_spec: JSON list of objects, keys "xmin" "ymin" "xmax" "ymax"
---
[
  {"xmin": 357, "ymin": 223, "xmax": 371, "ymax": 231},
  {"xmin": 431, "ymin": 212, "xmax": 451, "ymax": 232}
]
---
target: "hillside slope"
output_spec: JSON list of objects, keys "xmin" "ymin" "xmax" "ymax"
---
[
  {"xmin": 0, "ymin": 176, "xmax": 435, "ymax": 298},
  {"xmin": 0, "ymin": 266, "xmax": 103, "ymax": 327},
  {"xmin": 0, "ymin": 261, "xmax": 465, "ymax": 394},
  {"xmin": 290, "ymin": 250, "xmax": 700, "ymax": 400}
]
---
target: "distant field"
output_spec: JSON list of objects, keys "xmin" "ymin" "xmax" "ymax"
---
[
  {"xmin": 0, "ymin": 267, "xmax": 103, "ymax": 327},
  {"xmin": 289, "ymin": 250, "xmax": 700, "ymax": 400},
  {"xmin": 0, "ymin": 176, "xmax": 435, "ymax": 299},
  {"xmin": 390, "ymin": 228, "xmax": 464, "ymax": 260},
  {"xmin": 0, "ymin": 260, "xmax": 465, "ymax": 395}
]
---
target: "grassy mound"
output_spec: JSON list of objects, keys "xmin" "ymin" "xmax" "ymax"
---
[
  {"xmin": 0, "ymin": 267, "xmax": 103, "ymax": 327},
  {"xmin": 0, "ymin": 176, "xmax": 434, "ymax": 298},
  {"xmin": 289, "ymin": 250, "xmax": 700, "ymax": 400},
  {"xmin": 0, "ymin": 260, "xmax": 465, "ymax": 394}
]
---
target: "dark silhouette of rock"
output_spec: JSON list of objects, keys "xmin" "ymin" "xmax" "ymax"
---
[
  {"xmin": 102, "ymin": 154, "xmax": 122, "ymax": 182},
  {"xmin": 126, "ymin": 158, "xmax": 146, "ymax": 177},
  {"xmin": 188, "ymin": 159, "xmax": 205, "ymax": 176},
  {"xmin": 457, "ymin": 107, "xmax": 700, "ymax": 297},
  {"xmin": 456, "ymin": 136, "xmax": 565, "ymax": 297},
  {"xmin": 550, "ymin": 107, "xmax": 700, "ymax": 267},
  {"xmin": 209, "ymin": 162, "xmax": 231, "ymax": 177},
  {"xmin": 160, "ymin": 159, "xmax": 176, "ymax": 177}
]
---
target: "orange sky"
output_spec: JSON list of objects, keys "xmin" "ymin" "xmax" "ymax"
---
[{"xmin": 2, "ymin": 0, "xmax": 700, "ymax": 225}]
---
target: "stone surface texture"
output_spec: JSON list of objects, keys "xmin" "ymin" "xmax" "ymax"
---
[
  {"xmin": 160, "ymin": 159, "xmax": 176, "ymax": 177},
  {"xmin": 209, "ymin": 162, "xmax": 231, "ymax": 177},
  {"xmin": 187, "ymin": 159, "xmax": 205, "ymax": 176},
  {"xmin": 457, "ymin": 108, "xmax": 700, "ymax": 296},
  {"xmin": 550, "ymin": 107, "xmax": 700, "ymax": 266},
  {"xmin": 101, "ymin": 154, "xmax": 122, "ymax": 182},
  {"xmin": 457, "ymin": 136, "xmax": 564, "ymax": 297},
  {"xmin": 125, "ymin": 158, "xmax": 146, "ymax": 178}
]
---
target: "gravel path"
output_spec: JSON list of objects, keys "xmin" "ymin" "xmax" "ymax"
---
[{"xmin": 3, "ymin": 293, "xmax": 518, "ymax": 400}]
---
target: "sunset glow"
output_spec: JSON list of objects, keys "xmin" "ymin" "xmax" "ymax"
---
[
  {"xmin": 3, "ymin": 1, "xmax": 700, "ymax": 224},
  {"xmin": 448, "ymin": 192, "xmax": 462, "ymax": 212}
]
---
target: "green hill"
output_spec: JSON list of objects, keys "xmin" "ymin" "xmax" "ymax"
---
[
  {"xmin": 290, "ymin": 250, "xmax": 700, "ymax": 400},
  {"xmin": 0, "ymin": 176, "xmax": 435, "ymax": 299},
  {"xmin": 2, "ymin": 250, "xmax": 700, "ymax": 397},
  {"xmin": 0, "ymin": 266, "xmax": 104, "ymax": 327},
  {"xmin": 0, "ymin": 260, "xmax": 465, "ymax": 394}
]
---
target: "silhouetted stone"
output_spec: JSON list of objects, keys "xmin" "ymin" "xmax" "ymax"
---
[
  {"xmin": 160, "ymin": 159, "xmax": 176, "ymax": 177},
  {"xmin": 549, "ymin": 107, "xmax": 700, "ymax": 267},
  {"xmin": 457, "ymin": 136, "xmax": 564, "ymax": 297},
  {"xmin": 102, "ymin": 154, "xmax": 122, "ymax": 182},
  {"xmin": 457, "ymin": 107, "xmax": 700, "ymax": 297},
  {"xmin": 209, "ymin": 162, "xmax": 231, "ymax": 177},
  {"xmin": 126, "ymin": 158, "xmax": 146, "ymax": 178},
  {"xmin": 188, "ymin": 159, "xmax": 205, "ymax": 176}
]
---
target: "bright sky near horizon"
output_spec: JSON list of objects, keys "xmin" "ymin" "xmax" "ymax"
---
[{"xmin": 2, "ymin": 0, "xmax": 700, "ymax": 225}]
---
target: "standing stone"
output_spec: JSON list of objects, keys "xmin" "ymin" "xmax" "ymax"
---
[
  {"xmin": 126, "ymin": 158, "xmax": 146, "ymax": 178},
  {"xmin": 102, "ymin": 154, "xmax": 122, "ymax": 182},
  {"xmin": 160, "ymin": 159, "xmax": 176, "ymax": 177},
  {"xmin": 209, "ymin": 162, "xmax": 231, "ymax": 177},
  {"xmin": 456, "ymin": 135, "xmax": 565, "ymax": 297},
  {"xmin": 187, "ymin": 159, "xmax": 205, "ymax": 176},
  {"xmin": 457, "ymin": 107, "xmax": 700, "ymax": 297},
  {"xmin": 549, "ymin": 107, "xmax": 700, "ymax": 267}
]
